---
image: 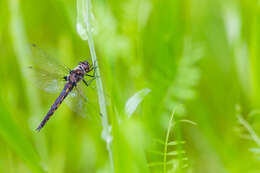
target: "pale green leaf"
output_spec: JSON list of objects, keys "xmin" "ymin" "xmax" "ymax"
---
[{"xmin": 125, "ymin": 88, "xmax": 151, "ymax": 118}]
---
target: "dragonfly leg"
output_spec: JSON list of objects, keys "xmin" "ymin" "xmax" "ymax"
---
[
  {"xmin": 86, "ymin": 74, "xmax": 95, "ymax": 77},
  {"xmin": 82, "ymin": 77, "xmax": 96, "ymax": 87},
  {"xmin": 89, "ymin": 60, "xmax": 98, "ymax": 72},
  {"xmin": 87, "ymin": 77, "xmax": 96, "ymax": 85},
  {"xmin": 65, "ymin": 66, "xmax": 72, "ymax": 73},
  {"xmin": 82, "ymin": 79, "xmax": 89, "ymax": 87}
]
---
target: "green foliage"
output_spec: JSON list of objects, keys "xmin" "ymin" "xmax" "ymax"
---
[
  {"xmin": 1, "ymin": 0, "xmax": 260, "ymax": 172},
  {"xmin": 125, "ymin": 88, "xmax": 151, "ymax": 118},
  {"xmin": 164, "ymin": 38, "xmax": 203, "ymax": 116},
  {"xmin": 0, "ymin": 98, "xmax": 44, "ymax": 173},
  {"xmin": 236, "ymin": 106, "xmax": 260, "ymax": 161},
  {"xmin": 149, "ymin": 109, "xmax": 191, "ymax": 173}
]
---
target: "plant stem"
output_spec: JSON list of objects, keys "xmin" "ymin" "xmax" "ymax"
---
[
  {"xmin": 163, "ymin": 109, "xmax": 176, "ymax": 173},
  {"xmin": 84, "ymin": 0, "xmax": 114, "ymax": 171}
]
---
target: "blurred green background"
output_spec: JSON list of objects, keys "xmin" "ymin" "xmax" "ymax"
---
[{"xmin": 0, "ymin": 0, "xmax": 260, "ymax": 172}]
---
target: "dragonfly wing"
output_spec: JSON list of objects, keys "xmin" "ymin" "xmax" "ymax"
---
[
  {"xmin": 30, "ymin": 44, "xmax": 70, "ymax": 76},
  {"xmin": 64, "ymin": 81, "xmax": 98, "ymax": 118},
  {"xmin": 28, "ymin": 44, "xmax": 69, "ymax": 93},
  {"xmin": 28, "ymin": 66, "xmax": 65, "ymax": 93},
  {"xmin": 65, "ymin": 87, "xmax": 88, "ymax": 117}
]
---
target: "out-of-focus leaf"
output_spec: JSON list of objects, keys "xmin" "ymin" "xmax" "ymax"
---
[
  {"xmin": 124, "ymin": 88, "xmax": 151, "ymax": 118},
  {"xmin": 178, "ymin": 119, "xmax": 197, "ymax": 126},
  {"xmin": 167, "ymin": 141, "xmax": 186, "ymax": 146},
  {"xmin": 250, "ymin": 148, "xmax": 260, "ymax": 154},
  {"xmin": 0, "ymin": 98, "xmax": 45, "ymax": 173},
  {"xmin": 76, "ymin": 0, "xmax": 95, "ymax": 40}
]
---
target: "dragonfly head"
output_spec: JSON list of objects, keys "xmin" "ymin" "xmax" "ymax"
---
[{"xmin": 79, "ymin": 61, "xmax": 90, "ymax": 73}]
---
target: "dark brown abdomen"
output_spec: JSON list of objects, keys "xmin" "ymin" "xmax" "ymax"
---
[{"xmin": 36, "ymin": 82, "xmax": 74, "ymax": 131}]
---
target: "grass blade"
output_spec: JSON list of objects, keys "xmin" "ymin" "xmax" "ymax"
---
[
  {"xmin": 0, "ymin": 99, "xmax": 44, "ymax": 173},
  {"xmin": 77, "ymin": 0, "xmax": 114, "ymax": 171}
]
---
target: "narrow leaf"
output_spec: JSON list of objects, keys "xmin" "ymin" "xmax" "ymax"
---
[
  {"xmin": 125, "ymin": 88, "xmax": 151, "ymax": 118},
  {"xmin": 167, "ymin": 150, "xmax": 186, "ymax": 156},
  {"xmin": 168, "ymin": 140, "xmax": 186, "ymax": 146},
  {"xmin": 249, "ymin": 148, "xmax": 260, "ymax": 153},
  {"xmin": 179, "ymin": 119, "xmax": 197, "ymax": 125},
  {"xmin": 167, "ymin": 158, "xmax": 188, "ymax": 165},
  {"xmin": 76, "ymin": 0, "xmax": 95, "ymax": 40}
]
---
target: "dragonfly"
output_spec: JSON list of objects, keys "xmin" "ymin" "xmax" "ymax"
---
[{"xmin": 29, "ymin": 44, "xmax": 97, "ymax": 131}]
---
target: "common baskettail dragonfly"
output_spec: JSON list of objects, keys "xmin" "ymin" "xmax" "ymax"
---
[{"xmin": 29, "ymin": 44, "xmax": 97, "ymax": 131}]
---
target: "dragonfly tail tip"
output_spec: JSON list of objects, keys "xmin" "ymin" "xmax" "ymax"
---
[{"xmin": 35, "ymin": 126, "xmax": 41, "ymax": 132}]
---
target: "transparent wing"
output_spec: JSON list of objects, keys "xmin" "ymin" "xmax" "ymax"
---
[
  {"xmin": 28, "ymin": 44, "xmax": 69, "ymax": 93},
  {"xmin": 28, "ymin": 66, "xmax": 66, "ymax": 93},
  {"xmin": 65, "ymin": 81, "xmax": 98, "ymax": 118},
  {"xmin": 65, "ymin": 86, "xmax": 88, "ymax": 117},
  {"xmin": 30, "ymin": 44, "xmax": 70, "ymax": 76}
]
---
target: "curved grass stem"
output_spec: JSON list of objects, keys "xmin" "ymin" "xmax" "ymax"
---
[
  {"xmin": 77, "ymin": 0, "xmax": 114, "ymax": 171},
  {"xmin": 88, "ymin": 31, "xmax": 114, "ymax": 172},
  {"xmin": 163, "ymin": 108, "xmax": 176, "ymax": 173}
]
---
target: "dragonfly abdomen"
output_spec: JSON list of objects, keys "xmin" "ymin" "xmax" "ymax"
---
[{"xmin": 36, "ymin": 82, "xmax": 74, "ymax": 131}]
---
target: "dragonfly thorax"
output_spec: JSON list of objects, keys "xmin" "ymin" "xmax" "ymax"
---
[
  {"xmin": 68, "ymin": 69, "xmax": 84, "ymax": 83},
  {"xmin": 67, "ymin": 61, "xmax": 91, "ymax": 83}
]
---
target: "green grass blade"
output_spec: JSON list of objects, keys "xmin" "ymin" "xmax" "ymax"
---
[{"xmin": 0, "ymin": 99, "xmax": 44, "ymax": 173}]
